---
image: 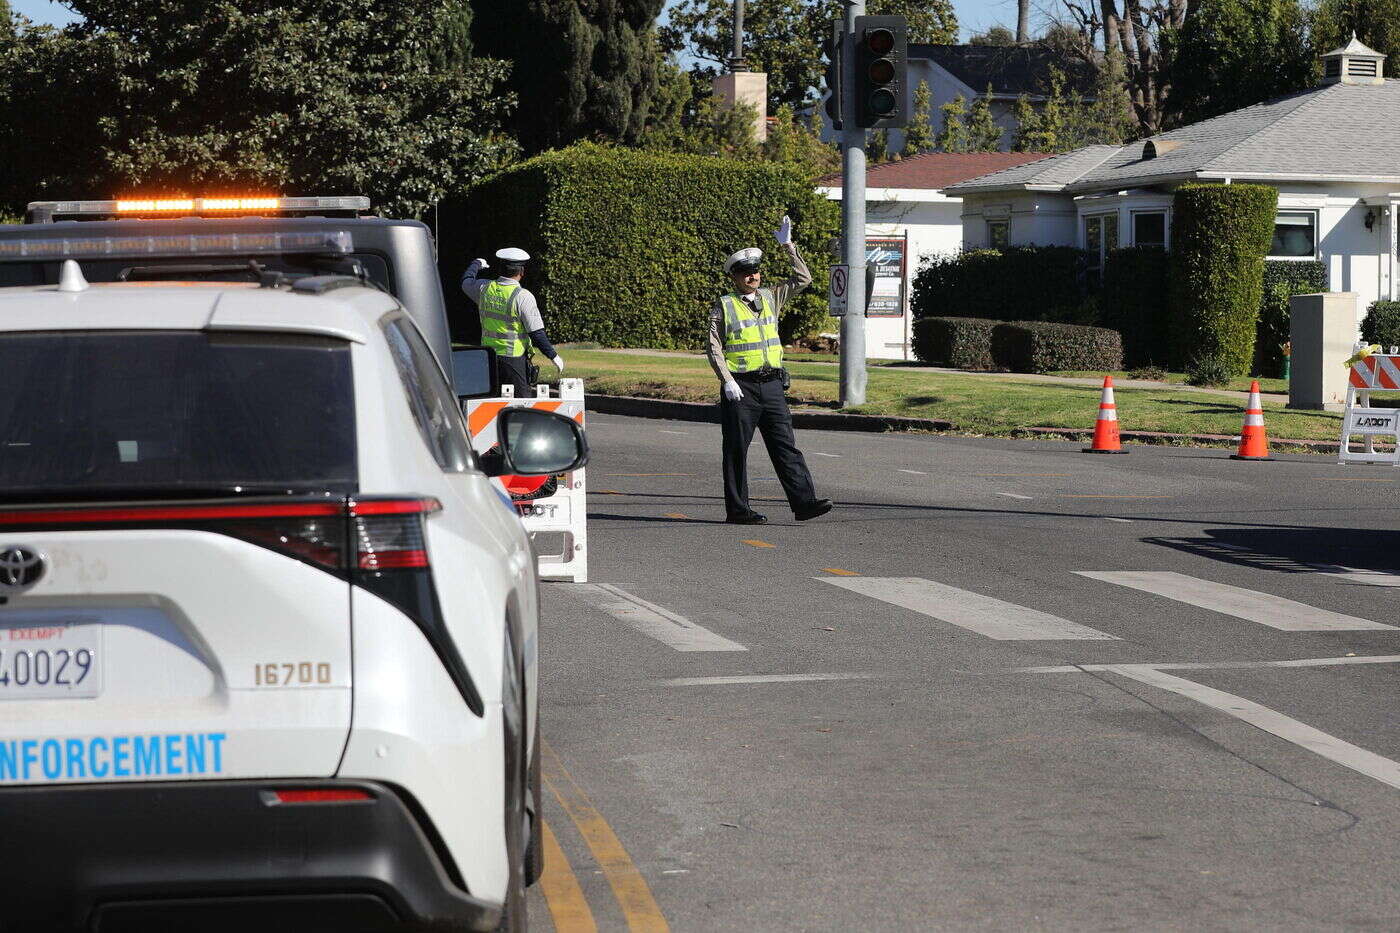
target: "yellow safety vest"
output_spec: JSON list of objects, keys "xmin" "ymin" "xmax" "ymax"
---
[
  {"xmin": 480, "ymin": 281, "xmax": 525, "ymax": 357},
  {"xmin": 721, "ymin": 291, "xmax": 783, "ymax": 374}
]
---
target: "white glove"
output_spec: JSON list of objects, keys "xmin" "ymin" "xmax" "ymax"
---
[
  {"xmin": 774, "ymin": 215, "xmax": 793, "ymax": 246},
  {"xmin": 551, "ymin": 354, "xmax": 565, "ymax": 373},
  {"xmin": 723, "ymin": 381, "xmax": 743, "ymax": 401},
  {"xmin": 466, "ymin": 258, "xmax": 488, "ymax": 278}
]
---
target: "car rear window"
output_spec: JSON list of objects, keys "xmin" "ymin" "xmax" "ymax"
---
[{"xmin": 0, "ymin": 331, "xmax": 356, "ymax": 501}]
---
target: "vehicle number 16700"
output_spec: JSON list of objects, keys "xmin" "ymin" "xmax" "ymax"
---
[{"xmin": 254, "ymin": 662, "xmax": 332, "ymax": 687}]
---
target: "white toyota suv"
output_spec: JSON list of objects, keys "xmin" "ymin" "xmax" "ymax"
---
[{"xmin": 0, "ymin": 263, "xmax": 582, "ymax": 932}]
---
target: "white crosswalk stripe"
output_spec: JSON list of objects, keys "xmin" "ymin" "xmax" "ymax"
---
[
  {"xmin": 568, "ymin": 584, "xmax": 748, "ymax": 651},
  {"xmin": 1074, "ymin": 571, "xmax": 1394, "ymax": 631},
  {"xmin": 816, "ymin": 576, "xmax": 1118, "ymax": 641}
]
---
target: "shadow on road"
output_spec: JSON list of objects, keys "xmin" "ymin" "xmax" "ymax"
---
[{"xmin": 1147, "ymin": 527, "xmax": 1400, "ymax": 575}]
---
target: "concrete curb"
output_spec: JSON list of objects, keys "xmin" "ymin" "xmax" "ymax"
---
[
  {"xmin": 587, "ymin": 394, "xmax": 956, "ymax": 432},
  {"xmin": 586, "ymin": 394, "xmax": 1373, "ymax": 454}
]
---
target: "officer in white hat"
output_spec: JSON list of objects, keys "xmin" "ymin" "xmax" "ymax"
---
[
  {"xmin": 706, "ymin": 215, "xmax": 832, "ymax": 525},
  {"xmin": 461, "ymin": 247, "xmax": 564, "ymax": 396}
]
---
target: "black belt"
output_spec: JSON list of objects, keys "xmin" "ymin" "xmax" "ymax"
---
[{"xmin": 733, "ymin": 366, "xmax": 785, "ymax": 383}]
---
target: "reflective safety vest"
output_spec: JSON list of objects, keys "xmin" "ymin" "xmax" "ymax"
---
[
  {"xmin": 721, "ymin": 291, "xmax": 783, "ymax": 373},
  {"xmin": 480, "ymin": 281, "xmax": 526, "ymax": 357}
]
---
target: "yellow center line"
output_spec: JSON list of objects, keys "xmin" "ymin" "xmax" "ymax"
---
[
  {"xmin": 539, "ymin": 819, "xmax": 598, "ymax": 933},
  {"xmin": 663, "ymin": 512, "xmax": 690, "ymax": 519},
  {"xmin": 743, "ymin": 539, "xmax": 775, "ymax": 548},
  {"xmin": 822, "ymin": 568, "xmax": 860, "ymax": 576},
  {"xmin": 593, "ymin": 489, "xmax": 622, "ymax": 495},
  {"xmin": 542, "ymin": 741, "xmax": 670, "ymax": 933}
]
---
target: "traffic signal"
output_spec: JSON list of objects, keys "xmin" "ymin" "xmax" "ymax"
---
[
  {"xmin": 822, "ymin": 20, "xmax": 844, "ymax": 131},
  {"xmin": 853, "ymin": 15, "xmax": 908, "ymax": 129}
]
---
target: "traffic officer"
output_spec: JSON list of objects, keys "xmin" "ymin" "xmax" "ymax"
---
[
  {"xmin": 462, "ymin": 248, "xmax": 564, "ymax": 397},
  {"xmin": 706, "ymin": 215, "xmax": 833, "ymax": 525}
]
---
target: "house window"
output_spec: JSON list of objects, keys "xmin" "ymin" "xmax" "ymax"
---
[
  {"xmin": 1132, "ymin": 212, "xmax": 1167, "ymax": 248},
  {"xmin": 1084, "ymin": 214, "xmax": 1118, "ymax": 276},
  {"xmin": 1270, "ymin": 211, "xmax": 1317, "ymax": 258},
  {"xmin": 987, "ymin": 220, "xmax": 1009, "ymax": 249}
]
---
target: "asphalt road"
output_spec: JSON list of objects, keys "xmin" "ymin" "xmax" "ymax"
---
[{"xmin": 527, "ymin": 414, "xmax": 1400, "ymax": 932}]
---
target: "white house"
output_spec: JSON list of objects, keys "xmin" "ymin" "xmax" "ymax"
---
[
  {"xmin": 945, "ymin": 37, "xmax": 1400, "ymax": 330},
  {"xmin": 817, "ymin": 150, "xmax": 1049, "ymax": 358}
]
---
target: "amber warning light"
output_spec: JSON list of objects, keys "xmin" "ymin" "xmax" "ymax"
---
[{"xmin": 24, "ymin": 195, "xmax": 371, "ymax": 223}]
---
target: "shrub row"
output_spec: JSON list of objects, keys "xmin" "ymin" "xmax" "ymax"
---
[
  {"xmin": 1100, "ymin": 246, "xmax": 1171, "ymax": 369},
  {"xmin": 1362, "ymin": 301, "xmax": 1400, "ymax": 348},
  {"xmin": 913, "ymin": 317, "xmax": 1122, "ymax": 373},
  {"xmin": 1257, "ymin": 260, "xmax": 1327, "ymax": 376},
  {"xmin": 441, "ymin": 143, "xmax": 840, "ymax": 348},
  {"xmin": 911, "ymin": 246, "xmax": 1093, "ymax": 324},
  {"xmin": 1168, "ymin": 183, "xmax": 1278, "ymax": 376}
]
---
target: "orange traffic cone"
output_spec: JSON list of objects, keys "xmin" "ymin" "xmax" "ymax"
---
[
  {"xmin": 1231, "ymin": 380, "xmax": 1274, "ymax": 461},
  {"xmin": 1083, "ymin": 376, "xmax": 1129, "ymax": 454}
]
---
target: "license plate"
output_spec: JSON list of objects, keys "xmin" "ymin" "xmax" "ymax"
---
[{"xmin": 0, "ymin": 622, "xmax": 102, "ymax": 699}]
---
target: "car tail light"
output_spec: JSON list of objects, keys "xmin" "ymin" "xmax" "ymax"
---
[
  {"xmin": 350, "ymin": 497, "xmax": 440, "ymax": 570},
  {"xmin": 267, "ymin": 788, "xmax": 373, "ymax": 805}
]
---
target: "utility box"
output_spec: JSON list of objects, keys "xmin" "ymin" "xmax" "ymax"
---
[{"xmin": 1288, "ymin": 292, "xmax": 1358, "ymax": 411}]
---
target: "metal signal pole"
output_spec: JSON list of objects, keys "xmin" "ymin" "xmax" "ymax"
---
[{"xmin": 839, "ymin": 0, "xmax": 867, "ymax": 406}]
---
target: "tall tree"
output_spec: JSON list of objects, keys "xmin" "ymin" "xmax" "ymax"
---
[
  {"xmin": 1312, "ymin": 0, "xmax": 1400, "ymax": 77},
  {"xmin": 661, "ymin": 0, "xmax": 956, "ymax": 110},
  {"xmin": 0, "ymin": 0, "xmax": 516, "ymax": 216},
  {"xmin": 935, "ymin": 94, "xmax": 970, "ymax": 153},
  {"xmin": 1166, "ymin": 0, "xmax": 1311, "ymax": 126},
  {"xmin": 1017, "ymin": 0, "xmax": 1031, "ymax": 42},
  {"xmin": 474, "ymin": 0, "xmax": 665, "ymax": 153},
  {"xmin": 966, "ymin": 88, "xmax": 1004, "ymax": 151},
  {"xmin": 901, "ymin": 79, "xmax": 935, "ymax": 155}
]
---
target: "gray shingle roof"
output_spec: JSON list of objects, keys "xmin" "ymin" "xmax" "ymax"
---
[
  {"xmin": 945, "ymin": 80, "xmax": 1400, "ymax": 195},
  {"xmin": 943, "ymin": 145, "xmax": 1120, "ymax": 193}
]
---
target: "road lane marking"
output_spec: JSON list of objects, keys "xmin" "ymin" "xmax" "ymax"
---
[
  {"xmin": 594, "ymin": 489, "xmax": 622, "ymax": 495},
  {"xmin": 543, "ymin": 742, "xmax": 670, "ymax": 932},
  {"xmin": 742, "ymin": 539, "xmax": 775, "ymax": 548},
  {"xmin": 1104, "ymin": 518, "xmax": 1134, "ymax": 523},
  {"xmin": 816, "ymin": 577, "xmax": 1118, "ymax": 640},
  {"xmin": 1075, "ymin": 571, "xmax": 1394, "ymax": 631},
  {"xmin": 1323, "ymin": 569, "xmax": 1400, "ymax": 587},
  {"xmin": 663, "ymin": 512, "xmax": 690, "ymax": 519},
  {"xmin": 540, "ymin": 819, "xmax": 598, "ymax": 933},
  {"xmin": 811, "ymin": 452, "xmax": 841, "ymax": 458},
  {"xmin": 570, "ymin": 584, "xmax": 746, "ymax": 652},
  {"xmin": 996, "ymin": 492, "xmax": 1033, "ymax": 500},
  {"xmin": 664, "ymin": 673, "xmax": 881, "ymax": 686},
  {"xmin": 1104, "ymin": 665, "xmax": 1400, "ymax": 792},
  {"xmin": 1018, "ymin": 654, "xmax": 1400, "ymax": 674},
  {"xmin": 898, "ymin": 469, "xmax": 927, "ymax": 475},
  {"xmin": 821, "ymin": 568, "xmax": 860, "ymax": 576},
  {"xmin": 659, "ymin": 430, "xmax": 689, "ymax": 435}
]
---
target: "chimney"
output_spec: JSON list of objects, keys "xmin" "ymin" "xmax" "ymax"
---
[{"xmin": 1319, "ymin": 33, "xmax": 1386, "ymax": 86}]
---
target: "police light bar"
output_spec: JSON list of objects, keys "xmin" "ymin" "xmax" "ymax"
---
[
  {"xmin": 0, "ymin": 230, "xmax": 353, "ymax": 261},
  {"xmin": 25, "ymin": 196, "xmax": 371, "ymax": 224}
]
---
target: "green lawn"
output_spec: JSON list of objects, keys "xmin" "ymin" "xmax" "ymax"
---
[{"xmin": 552, "ymin": 349, "xmax": 1345, "ymax": 441}]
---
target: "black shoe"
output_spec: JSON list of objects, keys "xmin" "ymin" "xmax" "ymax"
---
[
  {"xmin": 793, "ymin": 498, "xmax": 833, "ymax": 521},
  {"xmin": 726, "ymin": 511, "xmax": 768, "ymax": 525}
]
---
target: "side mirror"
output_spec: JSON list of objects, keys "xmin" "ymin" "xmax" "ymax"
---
[
  {"xmin": 452, "ymin": 346, "xmax": 498, "ymax": 400},
  {"xmin": 482, "ymin": 407, "xmax": 588, "ymax": 477}
]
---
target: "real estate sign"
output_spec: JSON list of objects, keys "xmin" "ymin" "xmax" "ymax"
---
[{"xmin": 865, "ymin": 235, "xmax": 907, "ymax": 317}]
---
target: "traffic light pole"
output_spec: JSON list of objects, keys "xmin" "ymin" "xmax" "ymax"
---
[{"xmin": 839, "ymin": 0, "xmax": 867, "ymax": 407}]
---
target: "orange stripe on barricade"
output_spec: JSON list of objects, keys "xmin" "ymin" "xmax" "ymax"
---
[
  {"xmin": 1351, "ymin": 367, "xmax": 1371, "ymax": 388},
  {"xmin": 536, "ymin": 400, "xmax": 563, "ymax": 413},
  {"xmin": 468, "ymin": 401, "xmax": 509, "ymax": 438}
]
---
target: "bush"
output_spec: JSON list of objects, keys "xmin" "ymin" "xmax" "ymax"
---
[
  {"xmin": 441, "ymin": 143, "xmax": 840, "ymax": 348},
  {"xmin": 912, "ymin": 246, "xmax": 1094, "ymax": 323},
  {"xmin": 1361, "ymin": 300, "xmax": 1400, "ymax": 349},
  {"xmin": 991, "ymin": 321, "xmax": 1124, "ymax": 373},
  {"xmin": 911, "ymin": 317, "xmax": 999, "ymax": 369},
  {"xmin": 1256, "ymin": 260, "xmax": 1326, "ymax": 377},
  {"xmin": 1186, "ymin": 353, "xmax": 1233, "ymax": 387},
  {"xmin": 1101, "ymin": 246, "xmax": 1172, "ymax": 369},
  {"xmin": 1168, "ymin": 183, "xmax": 1278, "ymax": 375}
]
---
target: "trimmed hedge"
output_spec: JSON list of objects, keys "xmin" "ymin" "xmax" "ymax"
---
[
  {"xmin": 440, "ymin": 143, "xmax": 840, "ymax": 348},
  {"xmin": 991, "ymin": 321, "xmax": 1123, "ymax": 373},
  {"xmin": 912, "ymin": 246, "xmax": 1092, "ymax": 323},
  {"xmin": 1101, "ymin": 246, "xmax": 1172, "ymax": 369},
  {"xmin": 1169, "ymin": 183, "xmax": 1278, "ymax": 376},
  {"xmin": 1256, "ymin": 260, "xmax": 1326, "ymax": 377},
  {"xmin": 1362, "ymin": 300, "xmax": 1400, "ymax": 348},
  {"xmin": 911, "ymin": 317, "xmax": 998, "ymax": 369}
]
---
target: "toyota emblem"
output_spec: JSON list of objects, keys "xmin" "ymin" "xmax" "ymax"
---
[{"xmin": 0, "ymin": 546, "xmax": 45, "ymax": 594}]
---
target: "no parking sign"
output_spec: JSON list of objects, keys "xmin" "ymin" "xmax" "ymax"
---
[{"xmin": 828, "ymin": 264, "xmax": 848, "ymax": 316}]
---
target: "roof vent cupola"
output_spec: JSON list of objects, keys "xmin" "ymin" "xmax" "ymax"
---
[{"xmin": 1319, "ymin": 33, "xmax": 1386, "ymax": 86}]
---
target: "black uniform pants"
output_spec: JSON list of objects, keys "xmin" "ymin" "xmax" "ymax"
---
[
  {"xmin": 720, "ymin": 375, "xmax": 818, "ymax": 518},
  {"xmin": 496, "ymin": 354, "xmax": 532, "ymax": 398}
]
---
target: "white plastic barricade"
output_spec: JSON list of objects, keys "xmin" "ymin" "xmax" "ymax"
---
[
  {"xmin": 1339, "ymin": 347, "xmax": 1400, "ymax": 465},
  {"xmin": 465, "ymin": 378, "xmax": 588, "ymax": 581}
]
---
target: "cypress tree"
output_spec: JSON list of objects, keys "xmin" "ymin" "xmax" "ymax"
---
[
  {"xmin": 901, "ymin": 80, "xmax": 935, "ymax": 155},
  {"xmin": 966, "ymin": 86, "xmax": 1003, "ymax": 151},
  {"xmin": 935, "ymin": 94, "xmax": 969, "ymax": 153},
  {"xmin": 474, "ymin": 0, "xmax": 665, "ymax": 153}
]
